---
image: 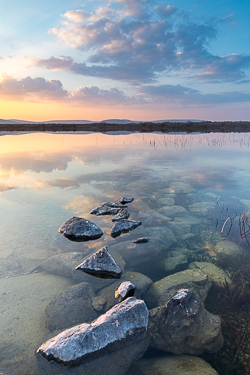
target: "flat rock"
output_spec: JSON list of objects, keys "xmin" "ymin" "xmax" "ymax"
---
[
  {"xmin": 58, "ymin": 217, "xmax": 103, "ymax": 242},
  {"xmin": 76, "ymin": 246, "xmax": 122, "ymax": 279},
  {"xmin": 40, "ymin": 252, "xmax": 85, "ymax": 278},
  {"xmin": 189, "ymin": 261, "xmax": 232, "ymax": 287},
  {"xmin": 111, "ymin": 219, "xmax": 142, "ymax": 238},
  {"xmin": 45, "ymin": 282, "xmax": 98, "ymax": 332},
  {"xmin": 127, "ymin": 354, "xmax": 219, "ymax": 375},
  {"xmin": 36, "ymin": 297, "xmax": 148, "ymax": 373},
  {"xmin": 156, "ymin": 197, "xmax": 175, "ymax": 206},
  {"xmin": 148, "ymin": 289, "xmax": 223, "ymax": 355},
  {"xmin": 144, "ymin": 269, "xmax": 212, "ymax": 309}
]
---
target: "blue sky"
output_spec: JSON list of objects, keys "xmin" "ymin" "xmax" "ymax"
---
[{"xmin": 0, "ymin": 0, "xmax": 250, "ymax": 121}]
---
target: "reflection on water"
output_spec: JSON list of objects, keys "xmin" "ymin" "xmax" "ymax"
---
[{"xmin": 1, "ymin": 132, "xmax": 250, "ymax": 374}]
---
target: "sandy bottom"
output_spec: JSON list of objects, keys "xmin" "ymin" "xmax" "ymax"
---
[{"xmin": 0, "ymin": 272, "xmax": 74, "ymax": 375}]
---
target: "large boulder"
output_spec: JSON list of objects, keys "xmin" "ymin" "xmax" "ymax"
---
[
  {"xmin": 148, "ymin": 289, "xmax": 223, "ymax": 355},
  {"xmin": 36, "ymin": 297, "xmax": 148, "ymax": 375},
  {"xmin": 127, "ymin": 355, "xmax": 219, "ymax": 375},
  {"xmin": 45, "ymin": 282, "xmax": 98, "ymax": 331},
  {"xmin": 144, "ymin": 269, "xmax": 212, "ymax": 309},
  {"xmin": 58, "ymin": 217, "xmax": 103, "ymax": 241}
]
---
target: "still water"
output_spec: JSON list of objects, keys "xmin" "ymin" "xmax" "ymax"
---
[{"xmin": 1, "ymin": 131, "xmax": 250, "ymax": 375}]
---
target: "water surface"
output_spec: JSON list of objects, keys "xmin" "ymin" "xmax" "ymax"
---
[{"xmin": 1, "ymin": 132, "xmax": 250, "ymax": 374}]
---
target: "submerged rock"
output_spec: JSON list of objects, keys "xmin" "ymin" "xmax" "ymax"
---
[
  {"xmin": 36, "ymin": 297, "xmax": 148, "ymax": 374},
  {"xmin": 111, "ymin": 208, "xmax": 130, "ymax": 221},
  {"xmin": 115, "ymin": 281, "xmax": 136, "ymax": 302},
  {"xmin": 132, "ymin": 237, "xmax": 149, "ymax": 244},
  {"xmin": 144, "ymin": 269, "xmax": 212, "ymax": 309},
  {"xmin": 58, "ymin": 217, "xmax": 103, "ymax": 242},
  {"xmin": 111, "ymin": 219, "xmax": 142, "ymax": 238},
  {"xmin": 189, "ymin": 261, "xmax": 232, "ymax": 288},
  {"xmin": 148, "ymin": 289, "xmax": 223, "ymax": 355},
  {"xmin": 109, "ymin": 238, "xmax": 161, "ymax": 267},
  {"xmin": 40, "ymin": 252, "xmax": 85, "ymax": 278},
  {"xmin": 119, "ymin": 196, "xmax": 134, "ymax": 204},
  {"xmin": 75, "ymin": 246, "xmax": 122, "ymax": 279},
  {"xmin": 45, "ymin": 282, "xmax": 98, "ymax": 332},
  {"xmin": 127, "ymin": 354, "xmax": 219, "ymax": 375}
]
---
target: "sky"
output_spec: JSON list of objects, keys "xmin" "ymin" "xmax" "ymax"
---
[{"xmin": 0, "ymin": 0, "xmax": 250, "ymax": 122}]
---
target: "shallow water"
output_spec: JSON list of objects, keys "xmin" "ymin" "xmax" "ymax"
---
[{"xmin": 1, "ymin": 131, "xmax": 250, "ymax": 374}]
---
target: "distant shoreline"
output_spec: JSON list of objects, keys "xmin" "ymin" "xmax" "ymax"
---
[{"xmin": 1, "ymin": 121, "xmax": 250, "ymax": 133}]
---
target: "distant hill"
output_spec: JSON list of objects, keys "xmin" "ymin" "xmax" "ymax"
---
[{"xmin": 0, "ymin": 118, "xmax": 204, "ymax": 124}]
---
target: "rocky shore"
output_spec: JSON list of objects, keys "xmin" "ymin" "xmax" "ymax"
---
[{"xmin": 1, "ymin": 121, "xmax": 250, "ymax": 134}]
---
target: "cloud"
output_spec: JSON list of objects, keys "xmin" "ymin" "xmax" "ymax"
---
[
  {"xmin": 0, "ymin": 152, "xmax": 70, "ymax": 178},
  {"xmin": 38, "ymin": 1, "xmax": 250, "ymax": 84},
  {"xmin": 0, "ymin": 183, "xmax": 16, "ymax": 193},
  {"xmin": 38, "ymin": 177, "xmax": 82, "ymax": 190},
  {"xmin": 0, "ymin": 73, "xmax": 68, "ymax": 101},
  {"xmin": 138, "ymin": 84, "xmax": 250, "ymax": 105},
  {"xmin": 70, "ymin": 85, "xmax": 143, "ymax": 105}
]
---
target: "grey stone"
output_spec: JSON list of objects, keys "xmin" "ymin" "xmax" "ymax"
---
[
  {"xmin": 115, "ymin": 281, "xmax": 135, "ymax": 302},
  {"xmin": 127, "ymin": 355, "xmax": 219, "ymax": 375},
  {"xmin": 71, "ymin": 251, "xmax": 125, "ymax": 292},
  {"xmin": 132, "ymin": 237, "xmax": 149, "ymax": 244},
  {"xmin": 90, "ymin": 202, "xmax": 126, "ymax": 215},
  {"xmin": 96, "ymin": 271, "xmax": 153, "ymax": 313},
  {"xmin": 119, "ymin": 196, "xmax": 134, "ymax": 204},
  {"xmin": 36, "ymin": 297, "xmax": 148, "ymax": 373},
  {"xmin": 58, "ymin": 217, "xmax": 103, "ymax": 241},
  {"xmin": 76, "ymin": 246, "xmax": 122, "ymax": 279},
  {"xmin": 40, "ymin": 252, "xmax": 85, "ymax": 278},
  {"xmin": 111, "ymin": 219, "xmax": 142, "ymax": 238},
  {"xmin": 144, "ymin": 269, "xmax": 212, "ymax": 309},
  {"xmin": 111, "ymin": 208, "xmax": 130, "ymax": 221},
  {"xmin": 148, "ymin": 289, "xmax": 223, "ymax": 355},
  {"xmin": 45, "ymin": 282, "xmax": 98, "ymax": 331}
]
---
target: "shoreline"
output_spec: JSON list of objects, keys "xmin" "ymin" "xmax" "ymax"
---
[{"xmin": 1, "ymin": 121, "xmax": 250, "ymax": 134}]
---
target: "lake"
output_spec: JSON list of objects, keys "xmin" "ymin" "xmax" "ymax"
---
[{"xmin": 1, "ymin": 131, "xmax": 250, "ymax": 375}]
